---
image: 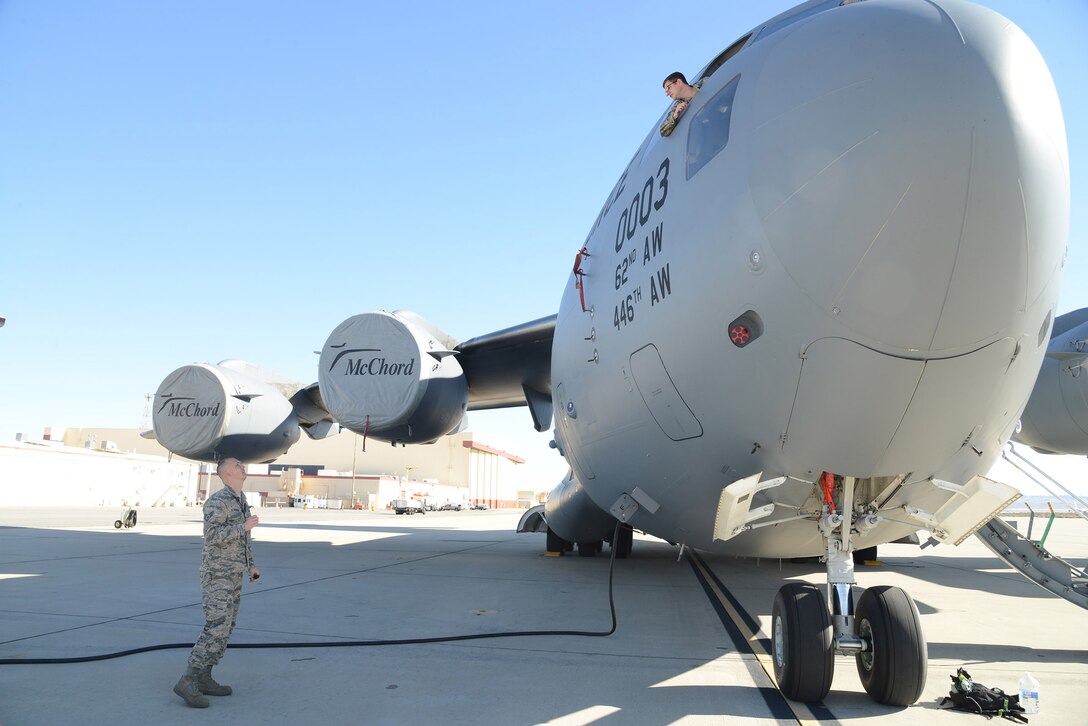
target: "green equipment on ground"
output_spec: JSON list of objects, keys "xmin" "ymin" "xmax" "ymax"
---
[{"xmin": 113, "ymin": 507, "xmax": 137, "ymax": 529}]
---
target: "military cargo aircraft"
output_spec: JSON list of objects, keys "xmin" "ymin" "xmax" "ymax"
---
[{"xmin": 149, "ymin": 0, "xmax": 1079, "ymax": 707}]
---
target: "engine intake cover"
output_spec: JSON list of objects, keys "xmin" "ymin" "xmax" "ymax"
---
[
  {"xmin": 153, "ymin": 363, "xmax": 300, "ymax": 462},
  {"xmin": 319, "ymin": 311, "xmax": 468, "ymax": 444}
]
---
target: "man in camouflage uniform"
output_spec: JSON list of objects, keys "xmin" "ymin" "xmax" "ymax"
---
[
  {"xmin": 173, "ymin": 457, "xmax": 260, "ymax": 708},
  {"xmin": 660, "ymin": 71, "xmax": 703, "ymax": 137}
]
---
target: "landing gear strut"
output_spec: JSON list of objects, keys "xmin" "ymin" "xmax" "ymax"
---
[{"xmin": 770, "ymin": 475, "xmax": 927, "ymax": 706}]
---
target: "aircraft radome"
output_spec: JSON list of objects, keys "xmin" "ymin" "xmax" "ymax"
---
[{"xmin": 149, "ymin": 0, "xmax": 1079, "ymax": 707}]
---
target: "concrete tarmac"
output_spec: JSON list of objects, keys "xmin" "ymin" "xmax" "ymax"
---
[{"xmin": 1, "ymin": 507, "xmax": 1085, "ymax": 725}]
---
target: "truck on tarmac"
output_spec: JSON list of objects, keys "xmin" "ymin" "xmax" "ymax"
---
[{"xmin": 391, "ymin": 498, "xmax": 424, "ymax": 515}]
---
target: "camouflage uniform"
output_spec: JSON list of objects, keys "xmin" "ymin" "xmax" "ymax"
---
[
  {"xmin": 659, "ymin": 78, "xmax": 703, "ymax": 137},
  {"xmin": 187, "ymin": 485, "xmax": 254, "ymax": 670}
]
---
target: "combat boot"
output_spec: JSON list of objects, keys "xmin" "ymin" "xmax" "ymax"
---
[
  {"xmin": 196, "ymin": 666, "xmax": 233, "ymax": 696},
  {"xmin": 173, "ymin": 667, "xmax": 210, "ymax": 708}
]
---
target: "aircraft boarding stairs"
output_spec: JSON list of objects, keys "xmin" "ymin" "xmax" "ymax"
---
[{"xmin": 971, "ymin": 444, "xmax": 1088, "ymax": 610}]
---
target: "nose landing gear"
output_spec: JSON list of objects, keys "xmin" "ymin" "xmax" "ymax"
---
[{"xmin": 770, "ymin": 475, "xmax": 927, "ymax": 706}]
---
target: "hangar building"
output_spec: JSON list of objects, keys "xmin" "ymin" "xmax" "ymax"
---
[{"xmin": 1, "ymin": 426, "xmax": 538, "ymax": 511}]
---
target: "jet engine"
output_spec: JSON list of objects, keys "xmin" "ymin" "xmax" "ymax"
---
[
  {"xmin": 1015, "ymin": 308, "xmax": 1088, "ymax": 455},
  {"xmin": 318, "ymin": 310, "xmax": 468, "ymax": 445},
  {"xmin": 152, "ymin": 361, "xmax": 301, "ymax": 462}
]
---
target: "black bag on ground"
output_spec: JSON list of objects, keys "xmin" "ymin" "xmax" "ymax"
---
[{"xmin": 939, "ymin": 668, "xmax": 1028, "ymax": 723}]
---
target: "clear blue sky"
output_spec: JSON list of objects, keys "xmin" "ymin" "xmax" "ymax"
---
[{"xmin": 2, "ymin": 1, "xmax": 1086, "ymax": 492}]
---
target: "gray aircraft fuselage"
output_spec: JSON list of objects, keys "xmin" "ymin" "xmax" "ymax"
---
[
  {"xmin": 550, "ymin": 0, "xmax": 1069, "ymax": 556},
  {"xmin": 149, "ymin": 0, "xmax": 1072, "ymax": 564}
]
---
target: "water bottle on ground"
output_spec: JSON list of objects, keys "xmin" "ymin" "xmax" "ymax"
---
[{"xmin": 1018, "ymin": 672, "xmax": 1040, "ymax": 714}]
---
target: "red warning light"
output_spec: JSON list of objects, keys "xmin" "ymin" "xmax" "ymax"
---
[
  {"xmin": 727, "ymin": 311, "xmax": 763, "ymax": 348},
  {"xmin": 730, "ymin": 324, "xmax": 751, "ymax": 347}
]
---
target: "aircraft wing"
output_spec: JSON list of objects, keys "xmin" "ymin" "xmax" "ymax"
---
[
  {"xmin": 150, "ymin": 312, "xmax": 556, "ymax": 461},
  {"xmin": 1044, "ymin": 351, "xmax": 1087, "ymax": 366},
  {"xmin": 456, "ymin": 314, "xmax": 556, "ymax": 431}
]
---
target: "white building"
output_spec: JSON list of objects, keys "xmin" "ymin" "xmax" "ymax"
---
[{"xmin": 1, "ymin": 427, "xmax": 533, "ymax": 510}]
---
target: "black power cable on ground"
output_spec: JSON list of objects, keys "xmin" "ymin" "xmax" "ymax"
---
[{"xmin": 0, "ymin": 524, "xmax": 620, "ymax": 666}]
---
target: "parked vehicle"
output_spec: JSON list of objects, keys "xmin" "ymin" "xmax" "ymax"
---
[{"xmin": 391, "ymin": 499, "xmax": 425, "ymax": 515}]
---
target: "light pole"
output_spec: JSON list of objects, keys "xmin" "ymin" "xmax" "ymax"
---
[
  {"xmin": 350, "ymin": 433, "xmax": 359, "ymax": 509},
  {"xmin": 404, "ymin": 465, "xmax": 418, "ymax": 504}
]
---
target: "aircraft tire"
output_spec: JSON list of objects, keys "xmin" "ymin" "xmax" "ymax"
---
[
  {"xmin": 613, "ymin": 524, "xmax": 633, "ymax": 559},
  {"xmin": 545, "ymin": 528, "xmax": 568, "ymax": 554},
  {"xmin": 771, "ymin": 582, "xmax": 833, "ymax": 703},
  {"xmin": 854, "ymin": 585, "xmax": 927, "ymax": 706},
  {"xmin": 853, "ymin": 546, "xmax": 877, "ymax": 564},
  {"xmin": 576, "ymin": 541, "xmax": 599, "ymax": 557},
  {"xmin": 114, "ymin": 520, "xmax": 122, "ymax": 529}
]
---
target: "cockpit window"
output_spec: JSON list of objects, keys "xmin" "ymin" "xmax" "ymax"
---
[
  {"xmin": 753, "ymin": 1, "xmax": 854, "ymax": 45},
  {"xmin": 686, "ymin": 75, "xmax": 740, "ymax": 180},
  {"xmin": 696, "ymin": 34, "xmax": 751, "ymax": 83}
]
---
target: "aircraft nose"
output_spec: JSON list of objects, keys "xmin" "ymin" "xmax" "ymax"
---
[{"xmin": 748, "ymin": 0, "xmax": 1068, "ymax": 356}]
